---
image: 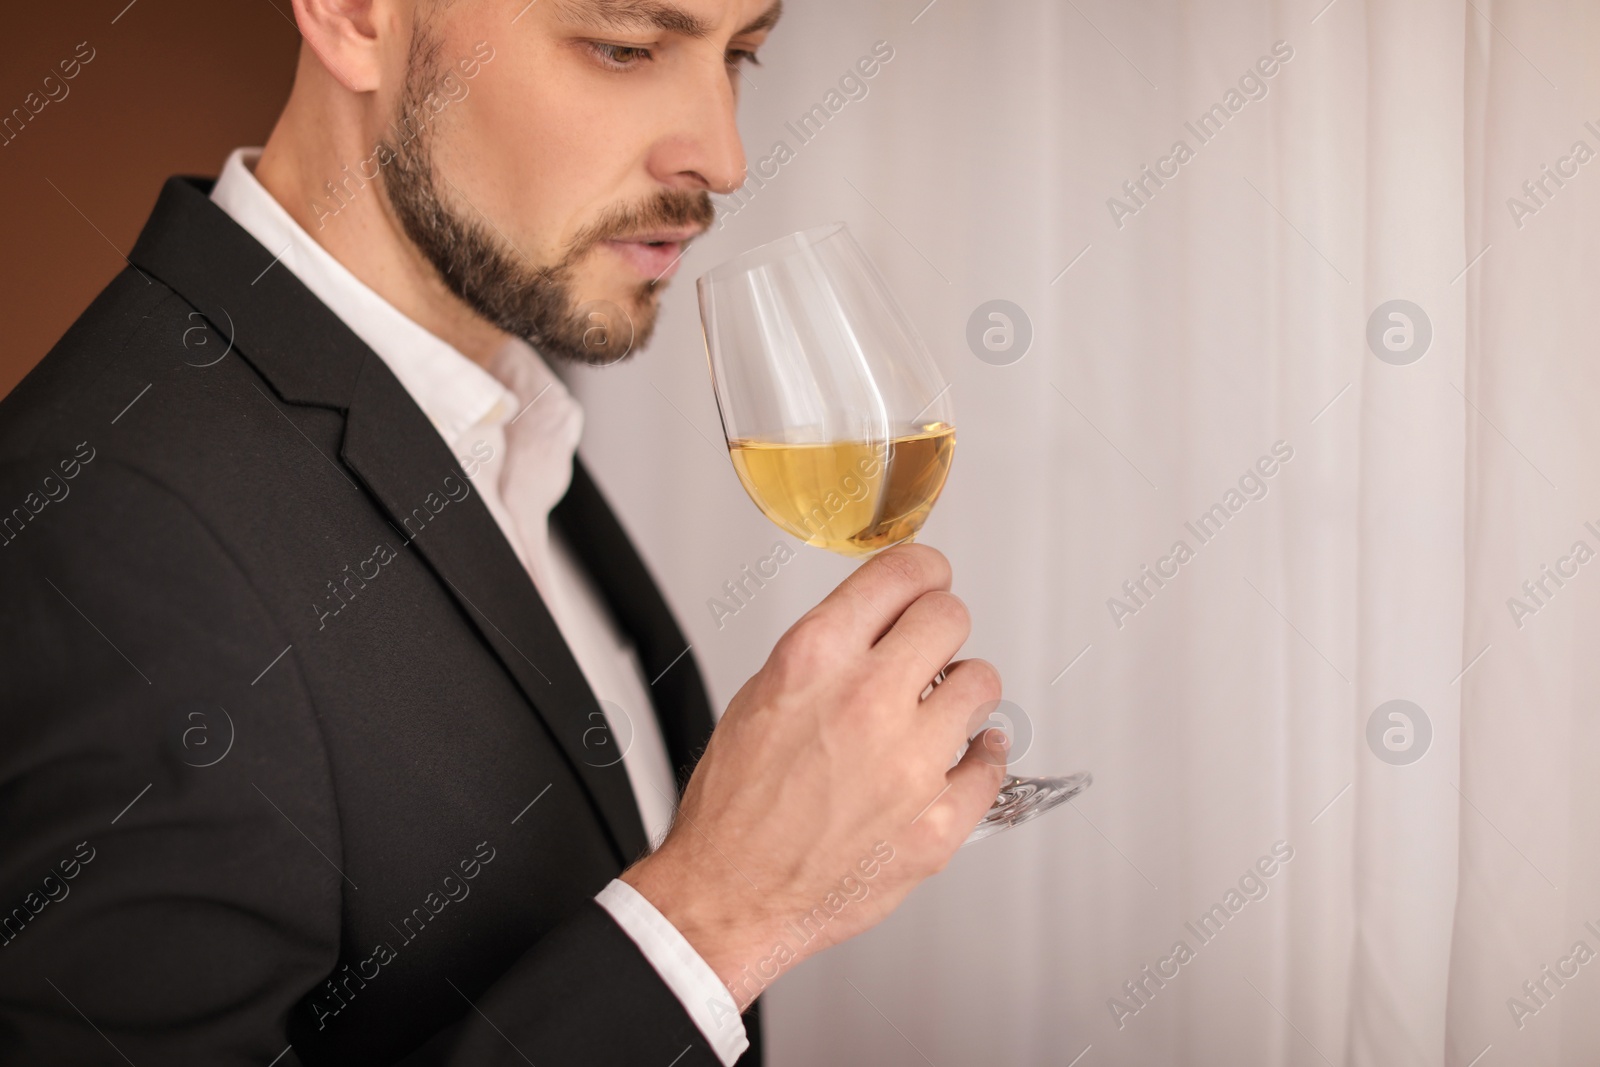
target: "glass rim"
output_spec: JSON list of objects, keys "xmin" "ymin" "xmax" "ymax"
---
[{"xmin": 696, "ymin": 221, "xmax": 851, "ymax": 287}]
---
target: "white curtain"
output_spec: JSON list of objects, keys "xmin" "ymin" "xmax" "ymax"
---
[
  {"xmin": 566, "ymin": 1, "xmax": 1597, "ymax": 1063},
  {"xmin": 1449, "ymin": 2, "xmax": 1600, "ymax": 1066}
]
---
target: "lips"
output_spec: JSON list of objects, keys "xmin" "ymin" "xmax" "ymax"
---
[{"xmin": 603, "ymin": 228, "xmax": 703, "ymax": 281}]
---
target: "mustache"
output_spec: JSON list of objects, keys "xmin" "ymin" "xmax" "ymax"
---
[{"xmin": 565, "ymin": 189, "xmax": 715, "ymax": 264}]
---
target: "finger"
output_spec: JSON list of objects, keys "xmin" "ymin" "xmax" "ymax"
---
[
  {"xmin": 871, "ymin": 591, "xmax": 971, "ymax": 692},
  {"xmin": 807, "ymin": 543, "xmax": 951, "ymax": 649},
  {"xmin": 914, "ymin": 729, "xmax": 1008, "ymax": 847},
  {"xmin": 915, "ymin": 658, "xmax": 1002, "ymax": 749}
]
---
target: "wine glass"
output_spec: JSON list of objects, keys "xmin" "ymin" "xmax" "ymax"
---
[{"xmin": 696, "ymin": 221, "xmax": 1091, "ymax": 844}]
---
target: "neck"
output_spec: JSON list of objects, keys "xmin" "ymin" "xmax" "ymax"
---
[{"xmin": 253, "ymin": 51, "xmax": 510, "ymax": 367}]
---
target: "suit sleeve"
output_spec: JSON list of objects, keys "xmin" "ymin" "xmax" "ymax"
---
[
  {"xmin": 0, "ymin": 458, "xmax": 733, "ymax": 1066},
  {"xmin": 0, "ymin": 456, "xmax": 345, "ymax": 1064}
]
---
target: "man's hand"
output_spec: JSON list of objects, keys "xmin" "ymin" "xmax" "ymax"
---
[{"xmin": 621, "ymin": 543, "xmax": 1006, "ymax": 1006}]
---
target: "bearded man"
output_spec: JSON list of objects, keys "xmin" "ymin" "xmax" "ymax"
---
[{"xmin": 0, "ymin": 2, "xmax": 1007, "ymax": 1063}]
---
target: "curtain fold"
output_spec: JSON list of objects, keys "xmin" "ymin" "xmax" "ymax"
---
[
  {"xmin": 1448, "ymin": 3, "xmax": 1600, "ymax": 1066},
  {"xmin": 1349, "ymin": 3, "xmax": 1466, "ymax": 1065}
]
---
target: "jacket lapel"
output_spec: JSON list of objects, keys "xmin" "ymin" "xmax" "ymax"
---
[
  {"xmin": 129, "ymin": 177, "xmax": 650, "ymax": 865},
  {"xmin": 552, "ymin": 460, "xmax": 716, "ymax": 788},
  {"xmin": 339, "ymin": 357, "xmax": 649, "ymax": 863}
]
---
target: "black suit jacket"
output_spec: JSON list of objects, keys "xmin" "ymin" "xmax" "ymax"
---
[{"xmin": 0, "ymin": 177, "xmax": 761, "ymax": 1066}]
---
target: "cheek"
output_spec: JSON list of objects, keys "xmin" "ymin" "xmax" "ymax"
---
[{"xmin": 443, "ymin": 43, "xmax": 639, "ymax": 263}]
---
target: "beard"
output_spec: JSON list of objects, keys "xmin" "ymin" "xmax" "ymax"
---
[{"xmin": 379, "ymin": 25, "xmax": 713, "ymax": 366}]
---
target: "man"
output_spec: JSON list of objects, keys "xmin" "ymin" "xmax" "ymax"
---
[{"xmin": 0, "ymin": 1, "xmax": 1006, "ymax": 1063}]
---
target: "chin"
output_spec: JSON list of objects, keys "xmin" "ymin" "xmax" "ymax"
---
[
  {"xmin": 596, "ymin": 279, "xmax": 661, "ymax": 330},
  {"xmin": 548, "ymin": 282, "xmax": 659, "ymax": 366}
]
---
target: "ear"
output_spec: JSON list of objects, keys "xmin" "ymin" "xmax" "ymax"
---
[{"xmin": 290, "ymin": 0, "xmax": 392, "ymax": 93}]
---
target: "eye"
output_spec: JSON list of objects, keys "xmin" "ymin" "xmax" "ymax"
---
[
  {"xmin": 588, "ymin": 42, "xmax": 654, "ymax": 70},
  {"xmin": 726, "ymin": 48, "xmax": 762, "ymax": 68}
]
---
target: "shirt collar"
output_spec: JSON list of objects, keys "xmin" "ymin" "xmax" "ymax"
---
[{"xmin": 209, "ymin": 147, "xmax": 568, "ymax": 451}]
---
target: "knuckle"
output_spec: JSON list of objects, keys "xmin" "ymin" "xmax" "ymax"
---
[
  {"xmin": 874, "ymin": 543, "xmax": 948, "ymax": 591},
  {"xmin": 914, "ymin": 804, "xmax": 968, "ymax": 862},
  {"xmin": 957, "ymin": 657, "xmax": 1002, "ymax": 699},
  {"xmin": 873, "ymin": 547, "xmax": 925, "ymax": 588},
  {"xmin": 774, "ymin": 612, "xmax": 836, "ymax": 674},
  {"xmin": 921, "ymin": 590, "xmax": 971, "ymax": 636}
]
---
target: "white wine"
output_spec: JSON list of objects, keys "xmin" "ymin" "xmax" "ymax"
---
[{"xmin": 728, "ymin": 423, "xmax": 955, "ymax": 556}]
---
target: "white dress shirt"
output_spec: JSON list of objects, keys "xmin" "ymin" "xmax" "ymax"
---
[{"xmin": 211, "ymin": 148, "xmax": 745, "ymax": 1064}]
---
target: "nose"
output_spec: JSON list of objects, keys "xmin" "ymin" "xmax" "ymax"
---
[{"xmin": 646, "ymin": 60, "xmax": 749, "ymax": 196}]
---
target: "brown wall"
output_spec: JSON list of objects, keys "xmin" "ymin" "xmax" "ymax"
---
[{"xmin": 0, "ymin": 1, "xmax": 299, "ymax": 398}]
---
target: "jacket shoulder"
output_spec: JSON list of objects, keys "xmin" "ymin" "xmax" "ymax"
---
[{"xmin": 0, "ymin": 268, "xmax": 191, "ymax": 459}]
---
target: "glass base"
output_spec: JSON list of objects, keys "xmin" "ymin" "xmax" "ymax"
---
[{"xmin": 963, "ymin": 771, "xmax": 1093, "ymax": 845}]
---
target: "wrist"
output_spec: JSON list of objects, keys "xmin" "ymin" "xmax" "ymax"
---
[{"xmin": 621, "ymin": 846, "xmax": 785, "ymax": 1009}]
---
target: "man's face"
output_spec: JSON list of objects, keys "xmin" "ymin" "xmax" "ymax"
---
[{"xmin": 379, "ymin": 0, "xmax": 778, "ymax": 364}]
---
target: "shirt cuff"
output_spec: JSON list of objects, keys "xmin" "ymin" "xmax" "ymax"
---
[{"xmin": 595, "ymin": 879, "xmax": 749, "ymax": 1066}]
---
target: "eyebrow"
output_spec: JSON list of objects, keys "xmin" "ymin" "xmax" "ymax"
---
[
  {"xmin": 736, "ymin": 0, "xmax": 783, "ymax": 36},
  {"xmin": 560, "ymin": 0, "xmax": 783, "ymax": 40}
]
